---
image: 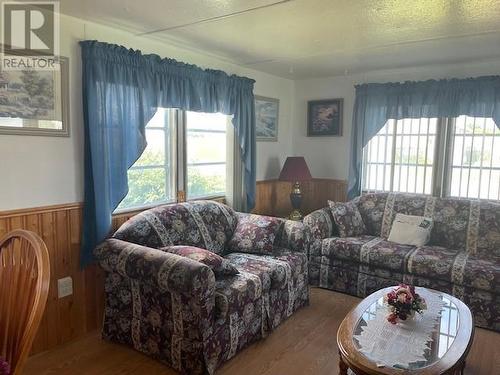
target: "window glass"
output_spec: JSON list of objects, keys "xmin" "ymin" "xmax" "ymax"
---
[
  {"xmin": 186, "ymin": 111, "xmax": 228, "ymax": 199},
  {"xmin": 117, "ymin": 109, "xmax": 232, "ymax": 210},
  {"xmin": 448, "ymin": 116, "xmax": 500, "ymax": 200},
  {"xmin": 117, "ymin": 108, "xmax": 175, "ymax": 210},
  {"xmin": 362, "ymin": 118, "xmax": 437, "ymax": 195}
]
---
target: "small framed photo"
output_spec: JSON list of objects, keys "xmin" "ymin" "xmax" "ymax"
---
[
  {"xmin": 307, "ymin": 98, "xmax": 343, "ymax": 137},
  {"xmin": 255, "ymin": 95, "xmax": 279, "ymax": 141}
]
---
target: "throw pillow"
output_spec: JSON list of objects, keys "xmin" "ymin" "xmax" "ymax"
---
[
  {"xmin": 388, "ymin": 214, "xmax": 433, "ymax": 246},
  {"xmin": 228, "ymin": 214, "xmax": 283, "ymax": 254},
  {"xmin": 328, "ymin": 200, "xmax": 367, "ymax": 237},
  {"xmin": 161, "ymin": 245, "xmax": 239, "ymax": 277}
]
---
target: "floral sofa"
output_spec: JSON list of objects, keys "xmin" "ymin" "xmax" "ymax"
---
[
  {"xmin": 304, "ymin": 192, "xmax": 500, "ymax": 331},
  {"xmin": 95, "ymin": 200, "xmax": 309, "ymax": 374}
]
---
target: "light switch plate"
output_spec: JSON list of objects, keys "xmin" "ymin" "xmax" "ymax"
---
[{"xmin": 57, "ymin": 276, "xmax": 73, "ymax": 298}]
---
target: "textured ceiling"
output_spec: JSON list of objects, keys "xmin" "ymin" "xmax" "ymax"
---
[{"xmin": 61, "ymin": 0, "xmax": 500, "ymax": 79}]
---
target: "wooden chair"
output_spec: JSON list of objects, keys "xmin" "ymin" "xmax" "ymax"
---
[{"xmin": 0, "ymin": 230, "xmax": 50, "ymax": 375}]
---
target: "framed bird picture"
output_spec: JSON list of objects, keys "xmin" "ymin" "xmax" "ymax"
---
[{"xmin": 307, "ymin": 98, "xmax": 343, "ymax": 137}]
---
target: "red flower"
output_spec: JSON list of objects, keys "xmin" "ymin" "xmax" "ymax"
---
[
  {"xmin": 385, "ymin": 284, "xmax": 426, "ymax": 324},
  {"xmin": 387, "ymin": 312, "xmax": 398, "ymax": 324}
]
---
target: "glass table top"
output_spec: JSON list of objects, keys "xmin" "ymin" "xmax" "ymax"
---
[{"xmin": 353, "ymin": 292, "xmax": 459, "ymax": 370}]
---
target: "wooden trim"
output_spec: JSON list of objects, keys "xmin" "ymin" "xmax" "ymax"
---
[
  {"xmin": 253, "ymin": 178, "xmax": 347, "ymax": 217},
  {"xmin": 0, "ymin": 203, "xmax": 82, "ymax": 218},
  {"xmin": 1, "ymin": 195, "xmax": 228, "ymax": 220},
  {"xmin": 0, "ymin": 204, "xmax": 101, "ymax": 356}
]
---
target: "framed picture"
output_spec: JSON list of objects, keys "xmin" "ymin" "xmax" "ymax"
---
[
  {"xmin": 0, "ymin": 56, "xmax": 69, "ymax": 137},
  {"xmin": 307, "ymin": 98, "xmax": 343, "ymax": 137},
  {"xmin": 255, "ymin": 95, "xmax": 279, "ymax": 141}
]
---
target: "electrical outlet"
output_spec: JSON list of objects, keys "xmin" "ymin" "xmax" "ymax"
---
[{"xmin": 57, "ymin": 276, "xmax": 73, "ymax": 298}]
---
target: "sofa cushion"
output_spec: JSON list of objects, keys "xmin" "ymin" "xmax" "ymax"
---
[
  {"xmin": 407, "ymin": 245, "xmax": 500, "ymax": 294},
  {"xmin": 461, "ymin": 256, "xmax": 500, "ymax": 294},
  {"xmin": 113, "ymin": 200, "xmax": 237, "ymax": 255},
  {"xmin": 356, "ymin": 193, "xmax": 388, "ymax": 236},
  {"xmin": 214, "ymin": 271, "xmax": 263, "ymax": 322},
  {"xmin": 161, "ymin": 245, "xmax": 239, "ymax": 277},
  {"xmin": 350, "ymin": 193, "xmax": 500, "ymax": 255},
  {"xmin": 224, "ymin": 250, "xmax": 306, "ymax": 290},
  {"xmin": 321, "ymin": 236, "xmax": 417, "ymax": 272},
  {"xmin": 328, "ymin": 200, "xmax": 366, "ymax": 237},
  {"xmin": 320, "ymin": 235, "xmax": 376, "ymax": 265},
  {"xmin": 477, "ymin": 200, "xmax": 500, "ymax": 258},
  {"xmin": 430, "ymin": 198, "xmax": 472, "ymax": 251},
  {"xmin": 228, "ymin": 214, "xmax": 283, "ymax": 255},
  {"xmin": 406, "ymin": 245, "xmax": 460, "ymax": 283},
  {"xmin": 214, "ymin": 249, "xmax": 308, "ymax": 321},
  {"xmin": 379, "ymin": 193, "xmax": 429, "ymax": 238}
]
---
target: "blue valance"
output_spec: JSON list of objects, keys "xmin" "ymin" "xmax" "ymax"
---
[
  {"xmin": 80, "ymin": 40, "xmax": 256, "ymax": 266},
  {"xmin": 348, "ymin": 75, "xmax": 500, "ymax": 199}
]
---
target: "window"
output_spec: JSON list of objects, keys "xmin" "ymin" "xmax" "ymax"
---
[
  {"xmin": 186, "ymin": 112, "xmax": 228, "ymax": 199},
  {"xmin": 118, "ymin": 108, "xmax": 176, "ymax": 210},
  {"xmin": 362, "ymin": 115, "xmax": 500, "ymax": 201},
  {"xmin": 447, "ymin": 116, "xmax": 500, "ymax": 200},
  {"xmin": 363, "ymin": 118, "xmax": 437, "ymax": 195},
  {"xmin": 117, "ymin": 109, "xmax": 231, "ymax": 211}
]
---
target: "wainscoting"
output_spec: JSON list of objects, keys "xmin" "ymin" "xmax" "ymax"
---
[
  {"xmin": 253, "ymin": 178, "xmax": 347, "ymax": 217},
  {"xmin": 0, "ymin": 204, "xmax": 139, "ymax": 355},
  {"xmin": 0, "ymin": 178, "xmax": 346, "ymax": 355}
]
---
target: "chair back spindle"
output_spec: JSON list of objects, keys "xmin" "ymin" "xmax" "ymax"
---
[{"xmin": 0, "ymin": 230, "xmax": 50, "ymax": 375}]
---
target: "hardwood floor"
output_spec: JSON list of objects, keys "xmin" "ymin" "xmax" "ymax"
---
[{"xmin": 24, "ymin": 288, "xmax": 500, "ymax": 375}]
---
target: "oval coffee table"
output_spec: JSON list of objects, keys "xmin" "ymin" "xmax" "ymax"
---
[{"xmin": 337, "ymin": 287, "xmax": 474, "ymax": 375}]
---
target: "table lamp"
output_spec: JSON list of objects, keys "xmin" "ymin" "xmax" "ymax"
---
[{"xmin": 278, "ymin": 156, "xmax": 312, "ymax": 220}]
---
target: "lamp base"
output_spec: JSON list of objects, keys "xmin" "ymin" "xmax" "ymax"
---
[
  {"xmin": 288, "ymin": 181, "xmax": 304, "ymax": 221},
  {"xmin": 288, "ymin": 209, "xmax": 303, "ymax": 221}
]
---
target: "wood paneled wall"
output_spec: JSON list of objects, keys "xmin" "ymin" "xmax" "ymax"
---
[
  {"xmin": 0, "ymin": 178, "xmax": 345, "ymax": 355},
  {"xmin": 0, "ymin": 204, "xmax": 140, "ymax": 355},
  {"xmin": 253, "ymin": 178, "xmax": 347, "ymax": 218}
]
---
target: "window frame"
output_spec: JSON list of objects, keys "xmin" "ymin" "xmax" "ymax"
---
[
  {"xmin": 180, "ymin": 110, "xmax": 229, "ymax": 201},
  {"xmin": 115, "ymin": 108, "xmax": 231, "ymax": 214},
  {"xmin": 362, "ymin": 115, "xmax": 500, "ymax": 202},
  {"xmin": 362, "ymin": 118, "xmax": 441, "ymax": 196},
  {"xmin": 115, "ymin": 108, "xmax": 177, "ymax": 214},
  {"xmin": 442, "ymin": 116, "xmax": 500, "ymax": 201}
]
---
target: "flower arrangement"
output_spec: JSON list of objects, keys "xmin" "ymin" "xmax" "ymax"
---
[
  {"xmin": 0, "ymin": 357, "xmax": 10, "ymax": 375},
  {"xmin": 384, "ymin": 284, "xmax": 427, "ymax": 324}
]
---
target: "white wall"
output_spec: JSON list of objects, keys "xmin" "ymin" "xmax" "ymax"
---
[
  {"xmin": 0, "ymin": 15, "xmax": 294, "ymax": 210},
  {"xmin": 4, "ymin": 13, "xmax": 500, "ymax": 211},
  {"xmin": 293, "ymin": 59, "xmax": 500, "ymax": 181}
]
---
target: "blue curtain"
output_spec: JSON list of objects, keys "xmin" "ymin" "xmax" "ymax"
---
[
  {"xmin": 348, "ymin": 76, "xmax": 500, "ymax": 199},
  {"xmin": 80, "ymin": 40, "xmax": 256, "ymax": 266}
]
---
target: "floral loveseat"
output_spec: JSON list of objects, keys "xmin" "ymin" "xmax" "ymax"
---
[
  {"xmin": 304, "ymin": 192, "xmax": 500, "ymax": 331},
  {"xmin": 95, "ymin": 200, "xmax": 309, "ymax": 374}
]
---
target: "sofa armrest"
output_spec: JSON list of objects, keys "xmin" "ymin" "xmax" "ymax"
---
[
  {"xmin": 94, "ymin": 238, "xmax": 216, "ymax": 298},
  {"xmin": 278, "ymin": 219, "xmax": 307, "ymax": 253},
  {"xmin": 303, "ymin": 208, "xmax": 334, "ymax": 240},
  {"xmin": 303, "ymin": 208, "xmax": 335, "ymax": 260}
]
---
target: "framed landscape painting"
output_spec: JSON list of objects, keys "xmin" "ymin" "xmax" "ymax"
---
[
  {"xmin": 255, "ymin": 95, "xmax": 279, "ymax": 141},
  {"xmin": 307, "ymin": 98, "xmax": 343, "ymax": 137},
  {"xmin": 0, "ymin": 56, "xmax": 69, "ymax": 136}
]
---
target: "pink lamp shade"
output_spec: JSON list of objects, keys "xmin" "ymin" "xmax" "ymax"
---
[{"xmin": 279, "ymin": 157, "xmax": 312, "ymax": 182}]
